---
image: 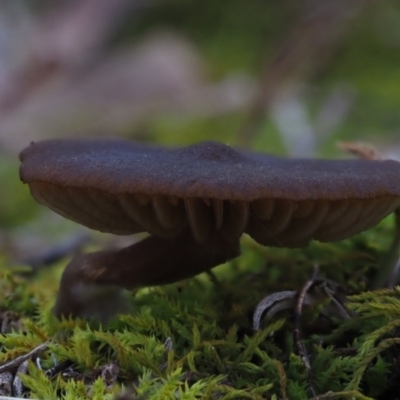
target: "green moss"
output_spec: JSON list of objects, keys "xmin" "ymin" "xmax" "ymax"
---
[{"xmin": 1, "ymin": 216, "xmax": 400, "ymax": 398}]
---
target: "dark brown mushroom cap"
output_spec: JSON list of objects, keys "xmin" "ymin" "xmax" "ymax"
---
[
  {"xmin": 19, "ymin": 138, "xmax": 400, "ymax": 246},
  {"xmin": 19, "ymin": 138, "xmax": 400, "ymax": 200}
]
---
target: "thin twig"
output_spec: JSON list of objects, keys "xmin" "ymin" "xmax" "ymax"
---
[
  {"xmin": 12, "ymin": 360, "xmax": 29, "ymax": 397},
  {"xmin": 337, "ymin": 141, "xmax": 382, "ymax": 160},
  {"xmin": 320, "ymin": 281, "xmax": 352, "ymax": 320},
  {"xmin": 293, "ymin": 264, "xmax": 319, "ymax": 397},
  {"xmin": 0, "ymin": 342, "xmax": 50, "ymax": 374},
  {"xmin": 253, "ymin": 291, "xmax": 297, "ymax": 331}
]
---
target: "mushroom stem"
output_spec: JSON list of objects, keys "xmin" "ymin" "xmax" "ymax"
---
[
  {"xmin": 53, "ymin": 233, "xmax": 241, "ymax": 319},
  {"xmin": 373, "ymin": 209, "xmax": 400, "ymax": 289}
]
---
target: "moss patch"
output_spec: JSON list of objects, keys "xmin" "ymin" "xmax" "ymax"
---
[{"xmin": 0, "ymin": 217, "xmax": 399, "ymax": 399}]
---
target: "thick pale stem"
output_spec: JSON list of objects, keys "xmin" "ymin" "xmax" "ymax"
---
[
  {"xmin": 373, "ymin": 210, "xmax": 400, "ymax": 289},
  {"xmin": 54, "ymin": 233, "xmax": 241, "ymax": 319}
]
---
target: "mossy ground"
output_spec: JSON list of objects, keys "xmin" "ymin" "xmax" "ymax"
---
[
  {"xmin": 1, "ymin": 1, "xmax": 400, "ymax": 398},
  {"xmin": 1, "ymin": 216, "xmax": 400, "ymax": 399}
]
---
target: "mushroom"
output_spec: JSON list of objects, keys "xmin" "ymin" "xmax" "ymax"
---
[{"xmin": 19, "ymin": 139, "xmax": 400, "ymax": 319}]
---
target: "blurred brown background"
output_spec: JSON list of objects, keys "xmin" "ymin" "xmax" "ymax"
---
[{"xmin": 1, "ymin": 0, "xmax": 400, "ymax": 261}]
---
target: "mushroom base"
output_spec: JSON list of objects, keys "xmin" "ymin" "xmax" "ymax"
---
[{"xmin": 53, "ymin": 232, "xmax": 241, "ymax": 319}]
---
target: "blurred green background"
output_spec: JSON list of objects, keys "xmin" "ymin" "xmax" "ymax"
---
[{"xmin": 1, "ymin": 0, "xmax": 400, "ymax": 256}]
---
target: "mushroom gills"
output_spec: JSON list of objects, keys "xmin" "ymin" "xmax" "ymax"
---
[
  {"xmin": 66, "ymin": 187, "xmax": 120, "ymax": 228},
  {"xmin": 251, "ymin": 198, "xmax": 274, "ymax": 220},
  {"xmin": 119, "ymin": 193, "xmax": 185, "ymax": 238},
  {"xmin": 211, "ymin": 199, "xmax": 224, "ymax": 230},
  {"xmin": 29, "ymin": 182, "xmax": 74, "ymax": 220},
  {"xmin": 292, "ymin": 200, "xmax": 314, "ymax": 219},
  {"xmin": 334, "ymin": 198, "xmax": 391, "ymax": 238},
  {"xmin": 276, "ymin": 200, "xmax": 331, "ymax": 245},
  {"xmin": 313, "ymin": 200, "xmax": 364, "ymax": 241},
  {"xmin": 316, "ymin": 197, "xmax": 400, "ymax": 242},
  {"xmin": 30, "ymin": 182, "xmax": 137, "ymax": 234},
  {"xmin": 86, "ymin": 188, "xmax": 128, "ymax": 218},
  {"xmin": 218, "ymin": 200, "xmax": 249, "ymax": 242},
  {"xmin": 246, "ymin": 199, "xmax": 296, "ymax": 246},
  {"xmin": 152, "ymin": 195, "xmax": 186, "ymax": 231},
  {"xmin": 185, "ymin": 198, "xmax": 213, "ymax": 243},
  {"xmin": 319, "ymin": 200, "xmax": 350, "ymax": 226}
]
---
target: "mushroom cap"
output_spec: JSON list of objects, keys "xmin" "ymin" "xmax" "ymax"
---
[{"xmin": 20, "ymin": 138, "xmax": 400, "ymax": 247}]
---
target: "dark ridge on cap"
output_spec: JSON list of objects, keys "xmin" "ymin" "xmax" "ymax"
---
[{"xmin": 20, "ymin": 138, "xmax": 400, "ymax": 201}]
